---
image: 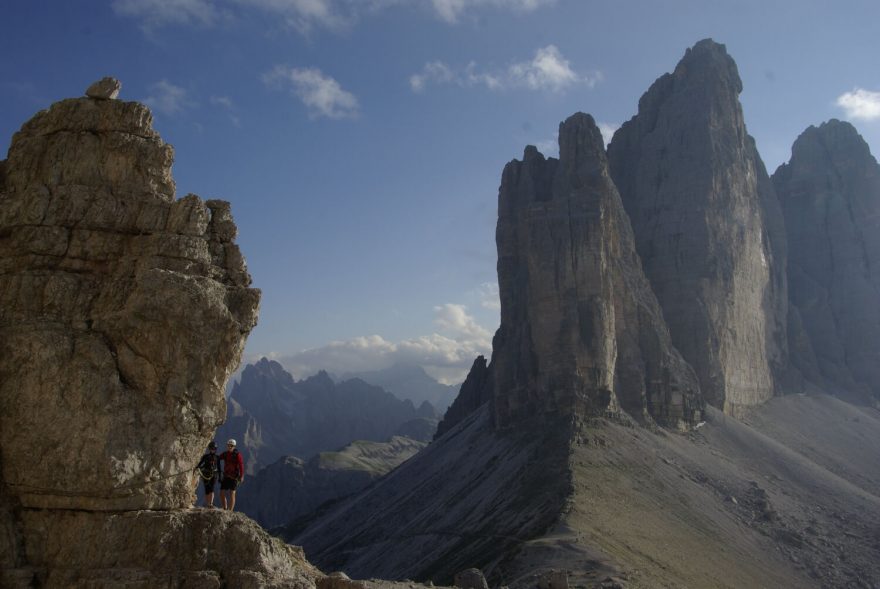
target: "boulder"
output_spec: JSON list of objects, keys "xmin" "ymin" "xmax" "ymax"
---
[
  {"xmin": 85, "ymin": 77, "xmax": 122, "ymax": 100},
  {"xmin": 454, "ymin": 568, "xmax": 488, "ymax": 589}
]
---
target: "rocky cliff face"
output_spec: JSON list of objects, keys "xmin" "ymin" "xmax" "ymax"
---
[
  {"xmin": 491, "ymin": 113, "xmax": 702, "ymax": 429},
  {"xmin": 607, "ymin": 39, "xmax": 790, "ymax": 416},
  {"xmin": 0, "ymin": 83, "xmax": 318, "ymax": 588},
  {"xmin": 291, "ymin": 114, "xmax": 703, "ymax": 581},
  {"xmin": 435, "ymin": 355, "xmax": 491, "ymax": 438},
  {"xmin": 0, "ymin": 92, "xmax": 259, "ymax": 511},
  {"xmin": 218, "ymin": 358, "xmax": 437, "ymax": 473},
  {"xmin": 773, "ymin": 120, "xmax": 880, "ymax": 401}
]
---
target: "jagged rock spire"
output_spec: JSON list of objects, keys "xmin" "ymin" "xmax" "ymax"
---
[
  {"xmin": 491, "ymin": 112, "xmax": 701, "ymax": 429},
  {"xmin": 774, "ymin": 119, "xmax": 880, "ymax": 402},
  {"xmin": 608, "ymin": 38, "xmax": 790, "ymax": 416}
]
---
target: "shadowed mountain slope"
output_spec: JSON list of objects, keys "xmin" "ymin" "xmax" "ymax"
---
[{"xmin": 773, "ymin": 119, "xmax": 880, "ymax": 403}]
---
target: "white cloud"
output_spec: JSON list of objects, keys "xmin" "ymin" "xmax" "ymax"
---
[
  {"xmin": 410, "ymin": 61, "xmax": 455, "ymax": 93},
  {"xmin": 597, "ymin": 122, "xmax": 618, "ymax": 146},
  {"xmin": 433, "ymin": 303, "xmax": 492, "ymax": 341},
  {"xmin": 274, "ymin": 304, "xmax": 492, "ymax": 384},
  {"xmin": 143, "ymin": 80, "xmax": 195, "ymax": 115},
  {"xmin": 836, "ymin": 88, "xmax": 880, "ymax": 121},
  {"xmin": 410, "ymin": 46, "xmax": 599, "ymax": 94},
  {"xmin": 264, "ymin": 65, "xmax": 359, "ymax": 119},
  {"xmin": 112, "ymin": 0, "xmax": 220, "ymax": 29},
  {"xmin": 431, "ymin": 0, "xmax": 555, "ymax": 23},
  {"xmin": 508, "ymin": 45, "xmax": 583, "ymax": 92}
]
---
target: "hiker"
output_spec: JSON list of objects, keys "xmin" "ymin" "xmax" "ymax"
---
[
  {"xmin": 194, "ymin": 441, "xmax": 221, "ymax": 508},
  {"xmin": 219, "ymin": 438, "xmax": 245, "ymax": 511}
]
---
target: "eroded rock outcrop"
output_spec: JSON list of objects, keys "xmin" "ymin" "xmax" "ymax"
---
[
  {"xmin": 607, "ymin": 39, "xmax": 790, "ymax": 416},
  {"xmin": 0, "ymin": 89, "xmax": 259, "ymax": 511},
  {"xmin": 773, "ymin": 120, "xmax": 880, "ymax": 401},
  {"xmin": 0, "ymin": 83, "xmax": 321, "ymax": 588},
  {"xmin": 491, "ymin": 113, "xmax": 702, "ymax": 429}
]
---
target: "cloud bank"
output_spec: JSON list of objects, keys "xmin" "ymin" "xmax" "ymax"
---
[{"xmin": 274, "ymin": 303, "xmax": 493, "ymax": 384}]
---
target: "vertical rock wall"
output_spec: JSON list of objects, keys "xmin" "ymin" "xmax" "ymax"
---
[
  {"xmin": 608, "ymin": 39, "xmax": 789, "ymax": 416},
  {"xmin": 491, "ymin": 113, "xmax": 701, "ymax": 429},
  {"xmin": 773, "ymin": 120, "xmax": 880, "ymax": 402},
  {"xmin": 0, "ymin": 95, "xmax": 259, "ymax": 511}
]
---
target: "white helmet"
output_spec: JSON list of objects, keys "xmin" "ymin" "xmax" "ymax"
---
[{"xmin": 227, "ymin": 439, "xmax": 237, "ymax": 447}]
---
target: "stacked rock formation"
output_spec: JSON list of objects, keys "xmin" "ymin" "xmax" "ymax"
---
[
  {"xmin": 490, "ymin": 113, "xmax": 702, "ymax": 429},
  {"xmin": 607, "ymin": 39, "xmax": 790, "ymax": 416},
  {"xmin": 773, "ymin": 120, "xmax": 880, "ymax": 401},
  {"xmin": 0, "ymin": 81, "xmax": 317, "ymax": 587}
]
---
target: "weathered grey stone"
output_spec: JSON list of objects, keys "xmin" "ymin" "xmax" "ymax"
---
[
  {"xmin": 607, "ymin": 38, "xmax": 790, "ymax": 416},
  {"xmin": 86, "ymin": 77, "xmax": 122, "ymax": 100},
  {"xmin": 1, "ymin": 509, "xmax": 320, "ymax": 589},
  {"xmin": 0, "ymin": 93, "xmax": 259, "ymax": 512},
  {"xmin": 454, "ymin": 568, "xmax": 488, "ymax": 589},
  {"xmin": 773, "ymin": 119, "xmax": 880, "ymax": 402},
  {"xmin": 435, "ymin": 355, "xmax": 491, "ymax": 438},
  {"xmin": 491, "ymin": 113, "xmax": 702, "ymax": 429}
]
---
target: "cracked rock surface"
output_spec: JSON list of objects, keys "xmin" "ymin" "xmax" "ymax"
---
[{"xmin": 0, "ymin": 95, "xmax": 260, "ymax": 511}]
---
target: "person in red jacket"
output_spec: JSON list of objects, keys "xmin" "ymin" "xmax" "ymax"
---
[{"xmin": 218, "ymin": 438, "xmax": 245, "ymax": 511}]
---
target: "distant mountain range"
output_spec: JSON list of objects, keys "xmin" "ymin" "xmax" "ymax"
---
[
  {"xmin": 216, "ymin": 358, "xmax": 438, "ymax": 474},
  {"xmin": 237, "ymin": 436, "xmax": 425, "ymax": 529},
  {"xmin": 342, "ymin": 362, "xmax": 460, "ymax": 411}
]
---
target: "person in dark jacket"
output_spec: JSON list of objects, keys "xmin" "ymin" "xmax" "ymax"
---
[
  {"xmin": 194, "ymin": 441, "xmax": 220, "ymax": 508},
  {"xmin": 219, "ymin": 438, "xmax": 245, "ymax": 511}
]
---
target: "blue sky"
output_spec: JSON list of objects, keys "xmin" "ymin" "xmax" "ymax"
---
[{"xmin": 3, "ymin": 0, "xmax": 879, "ymax": 383}]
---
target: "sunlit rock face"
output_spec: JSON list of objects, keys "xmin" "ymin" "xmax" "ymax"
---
[
  {"xmin": 0, "ymin": 93, "xmax": 260, "ymax": 511},
  {"xmin": 607, "ymin": 39, "xmax": 790, "ymax": 416},
  {"xmin": 774, "ymin": 120, "xmax": 880, "ymax": 402},
  {"xmin": 491, "ymin": 113, "xmax": 702, "ymax": 430}
]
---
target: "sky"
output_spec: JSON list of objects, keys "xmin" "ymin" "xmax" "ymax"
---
[{"xmin": 2, "ymin": 0, "xmax": 879, "ymax": 384}]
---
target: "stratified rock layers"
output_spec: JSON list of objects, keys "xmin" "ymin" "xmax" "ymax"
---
[
  {"xmin": 773, "ymin": 120, "xmax": 880, "ymax": 401},
  {"xmin": 0, "ymin": 92, "xmax": 323, "ymax": 588},
  {"xmin": 0, "ymin": 97, "xmax": 259, "ymax": 511},
  {"xmin": 608, "ymin": 39, "xmax": 789, "ymax": 415},
  {"xmin": 492, "ymin": 113, "xmax": 701, "ymax": 429}
]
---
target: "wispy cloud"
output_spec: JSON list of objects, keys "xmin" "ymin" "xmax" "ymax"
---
[
  {"xmin": 112, "ymin": 0, "xmax": 221, "ymax": 29},
  {"xmin": 263, "ymin": 66, "xmax": 359, "ymax": 119},
  {"xmin": 477, "ymin": 282, "xmax": 500, "ymax": 311},
  {"xmin": 431, "ymin": 0, "xmax": 555, "ymax": 23},
  {"xmin": 143, "ymin": 80, "xmax": 195, "ymax": 115},
  {"xmin": 210, "ymin": 95, "xmax": 241, "ymax": 126},
  {"xmin": 113, "ymin": 0, "xmax": 553, "ymax": 34},
  {"xmin": 273, "ymin": 304, "xmax": 492, "ymax": 384},
  {"xmin": 836, "ymin": 88, "xmax": 880, "ymax": 121},
  {"xmin": 410, "ymin": 45, "xmax": 600, "ymax": 94}
]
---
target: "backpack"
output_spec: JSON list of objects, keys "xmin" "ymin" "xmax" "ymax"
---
[{"xmin": 223, "ymin": 449, "xmax": 241, "ymax": 479}]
